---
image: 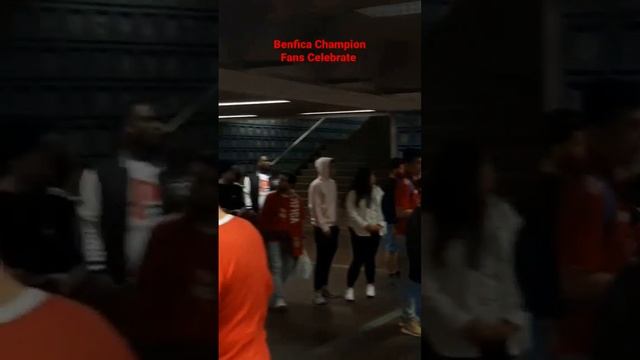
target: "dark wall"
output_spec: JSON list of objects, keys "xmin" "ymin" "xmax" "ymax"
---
[
  {"xmin": 1, "ymin": 0, "xmax": 217, "ymax": 164},
  {"xmin": 422, "ymin": 0, "xmax": 544, "ymax": 200}
]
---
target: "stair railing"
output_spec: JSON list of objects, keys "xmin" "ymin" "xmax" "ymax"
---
[{"xmin": 271, "ymin": 117, "xmax": 326, "ymax": 166}]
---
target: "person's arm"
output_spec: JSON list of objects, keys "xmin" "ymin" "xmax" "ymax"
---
[
  {"xmin": 498, "ymin": 206, "xmax": 526, "ymax": 333},
  {"xmin": 374, "ymin": 188, "xmax": 387, "ymax": 235},
  {"xmin": 422, "ymin": 215, "xmax": 475, "ymax": 332},
  {"xmin": 346, "ymin": 191, "xmax": 369, "ymax": 230},
  {"xmin": 77, "ymin": 169, "xmax": 107, "ymax": 272},
  {"xmin": 310, "ymin": 182, "xmax": 331, "ymax": 234},
  {"xmin": 243, "ymin": 176, "xmax": 253, "ymax": 210}
]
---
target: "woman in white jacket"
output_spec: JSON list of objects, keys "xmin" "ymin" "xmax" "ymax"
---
[
  {"xmin": 424, "ymin": 141, "xmax": 528, "ymax": 360},
  {"xmin": 344, "ymin": 168, "xmax": 386, "ymax": 301}
]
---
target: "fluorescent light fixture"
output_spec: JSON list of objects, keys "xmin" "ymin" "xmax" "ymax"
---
[
  {"xmin": 219, "ymin": 114, "xmax": 258, "ymax": 119},
  {"xmin": 299, "ymin": 109, "xmax": 376, "ymax": 115},
  {"xmin": 356, "ymin": 1, "xmax": 421, "ymax": 18},
  {"xmin": 219, "ymin": 100, "xmax": 291, "ymax": 106}
]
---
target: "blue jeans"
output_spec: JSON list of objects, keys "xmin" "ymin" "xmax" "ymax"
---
[
  {"xmin": 267, "ymin": 242, "xmax": 297, "ymax": 302},
  {"xmin": 402, "ymin": 279, "xmax": 421, "ymax": 322},
  {"xmin": 383, "ymin": 224, "xmax": 399, "ymax": 253}
]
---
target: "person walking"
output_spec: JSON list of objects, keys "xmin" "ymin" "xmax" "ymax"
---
[
  {"xmin": 344, "ymin": 168, "xmax": 386, "ymax": 302},
  {"xmin": 260, "ymin": 172, "xmax": 305, "ymax": 310}
]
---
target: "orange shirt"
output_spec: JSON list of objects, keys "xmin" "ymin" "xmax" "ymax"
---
[
  {"xmin": 219, "ymin": 215, "xmax": 272, "ymax": 360},
  {"xmin": 0, "ymin": 290, "xmax": 135, "ymax": 360},
  {"xmin": 555, "ymin": 176, "xmax": 635, "ymax": 356}
]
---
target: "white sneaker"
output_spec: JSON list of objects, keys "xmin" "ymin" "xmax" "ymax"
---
[
  {"xmin": 344, "ymin": 288, "xmax": 355, "ymax": 302},
  {"xmin": 274, "ymin": 298, "xmax": 287, "ymax": 309},
  {"xmin": 366, "ymin": 284, "xmax": 376, "ymax": 298},
  {"xmin": 313, "ymin": 292, "xmax": 328, "ymax": 305}
]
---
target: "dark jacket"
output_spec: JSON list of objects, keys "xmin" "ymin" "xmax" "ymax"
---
[
  {"xmin": 219, "ymin": 183, "xmax": 245, "ymax": 213},
  {"xmin": 381, "ymin": 177, "xmax": 399, "ymax": 224},
  {"xmin": 593, "ymin": 263, "xmax": 640, "ymax": 360},
  {"xmin": 96, "ymin": 160, "xmax": 129, "ymax": 284},
  {"xmin": 247, "ymin": 173, "xmax": 260, "ymax": 213},
  {"xmin": 0, "ymin": 190, "xmax": 83, "ymax": 275},
  {"xmin": 514, "ymin": 174, "xmax": 563, "ymax": 318}
]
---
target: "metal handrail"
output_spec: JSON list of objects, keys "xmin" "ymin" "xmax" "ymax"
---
[
  {"xmin": 271, "ymin": 117, "xmax": 326, "ymax": 165},
  {"xmin": 165, "ymin": 85, "xmax": 217, "ymax": 133}
]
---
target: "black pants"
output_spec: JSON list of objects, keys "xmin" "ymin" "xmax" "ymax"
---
[
  {"xmin": 347, "ymin": 229, "xmax": 380, "ymax": 287},
  {"xmin": 313, "ymin": 226, "xmax": 339, "ymax": 291}
]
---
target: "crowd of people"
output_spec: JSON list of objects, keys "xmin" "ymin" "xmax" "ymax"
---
[
  {"xmin": 422, "ymin": 78, "xmax": 640, "ymax": 360},
  {"xmin": 0, "ymin": 103, "xmax": 215, "ymax": 359},
  {"xmin": 218, "ymin": 147, "xmax": 423, "ymax": 358},
  {"xmin": 220, "ymin": 78, "xmax": 640, "ymax": 360}
]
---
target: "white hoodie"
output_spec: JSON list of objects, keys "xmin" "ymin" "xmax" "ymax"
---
[{"xmin": 308, "ymin": 157, "xmax": 337, "ymax": 233}]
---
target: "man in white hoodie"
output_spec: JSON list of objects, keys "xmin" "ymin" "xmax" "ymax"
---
[{"xmin": 308, "ymin": 157, "xmax": 339, "ymax": 305}]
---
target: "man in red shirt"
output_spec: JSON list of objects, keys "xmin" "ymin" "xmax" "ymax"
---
[
  {"xmin": 395, "ymin": 149, "xmax": 422, "ymax": 337},
  {"xmin": 136, "ymin": 152, "xmax": 216, "ymax": 359},
  {"xmin": 260, "ymin": 172, "xmax": 305, "ymax": 310},
  {"xmin": 555, "ymin": 79, "xmax": 640, "ymax": 359}
]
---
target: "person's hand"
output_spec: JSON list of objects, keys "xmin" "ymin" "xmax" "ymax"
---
[{"xmin": 367, "ymin": 224, "xmax": 382, "ymax": 234}]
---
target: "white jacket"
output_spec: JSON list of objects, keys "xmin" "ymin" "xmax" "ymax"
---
[
  {"xmin": 423, "ymin": 196, "xmax": 529, "ymax": 358},
  {"xmin": 308, "ymin": 157, "xmax": 337, "ymax": 233},
  {"xmin": 345, "ymin": 186, "xmax": 387, "ymax": 237}
]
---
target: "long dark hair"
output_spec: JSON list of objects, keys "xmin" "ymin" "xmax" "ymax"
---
[
  {"xmin": 352, "ymin": 167, "xmax": 373, "ymax": 208},
  {"xmin": 426, "ymin": 140, "xmax": 489, "ymax": 269}
]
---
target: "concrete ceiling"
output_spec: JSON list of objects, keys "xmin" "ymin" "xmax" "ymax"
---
[{"xmin": 219, "ymin": 0, "xmax": 422, "ymax": 117}]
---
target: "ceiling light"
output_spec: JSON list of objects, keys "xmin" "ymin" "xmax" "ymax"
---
[
  {"xmin": 299, "ymin": 110, "xmax": 376, "ymax": 115},
  {"xmin": 219, "ymin": 100, "xmax": 291, "ymax": 106},
  {"xmin": 219, "ymin": 115, "xmax": 258, "ymax": 119},
  {"xmin": 356, "ymin": 1, "xmax": 420, "ymax": 18}
]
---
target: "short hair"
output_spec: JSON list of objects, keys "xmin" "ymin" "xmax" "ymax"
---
[
  {"xmin": 279, "ymin": 171, "xmax": 297, "ymax": 186},
  {"xmin": 542, "ymin": 108, "xmax": 585, "ymax": 147},
  {"xmin": 390, "ymin": 157, "xmax": 405, "ymax": 170},
  {"xmin": 581, "ymin": 78, "xmax": 640, "ymax": 128},
  {"xmin": 217, "ymin": 160, "xmax": 234, "ymax": 177},
  {"xmin": 403, "ymin": 148, "xmax": 421, "ymax": 163}
]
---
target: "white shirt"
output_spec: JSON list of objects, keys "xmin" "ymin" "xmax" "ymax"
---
[
  {"xmin": 78, "ymin": 158, "xmax": 163, "ymax": 275},
  {"xmin": 345, "ymin": 186, "xmax": 387, "ymax": 237},
  {"xmin": 423, "ymin": 196, "xmax": 529, "ymax": 358},
  {"xmin": 243, "ymin": 172, "xmax": 271, "ymax": 211}
]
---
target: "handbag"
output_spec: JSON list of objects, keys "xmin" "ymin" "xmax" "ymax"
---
[{"xmin": 295, "ymin": 251, "xmax": 313, "ymax": 280}]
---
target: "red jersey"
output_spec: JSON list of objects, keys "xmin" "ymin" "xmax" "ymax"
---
[
  {"xmin": 137, "ymin": 216, "xmax": 215, "ymax": 346},
  {"xmin": 259, "ymin": 191, "xmax": 305, "ymax": 256},
  {"xmin": 219, "ymin": 215, "xmax": 272, "ymax": 360},
  {"xmin": 555, "ymin": 176, "xmax": 635, "ymax": 356},
  {"xmin": 395, "ymin": 177, "xmax": 420, "ymax": 236}
]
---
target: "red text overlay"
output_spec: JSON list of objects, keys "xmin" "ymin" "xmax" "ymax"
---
[{"xmin": 274, "ymin": 39, "xmax": 366, "ymax": 63}]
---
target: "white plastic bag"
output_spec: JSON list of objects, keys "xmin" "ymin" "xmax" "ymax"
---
[{"xmin": 295, "ymin": 251, "xmax": 313, "ymax": 280}]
